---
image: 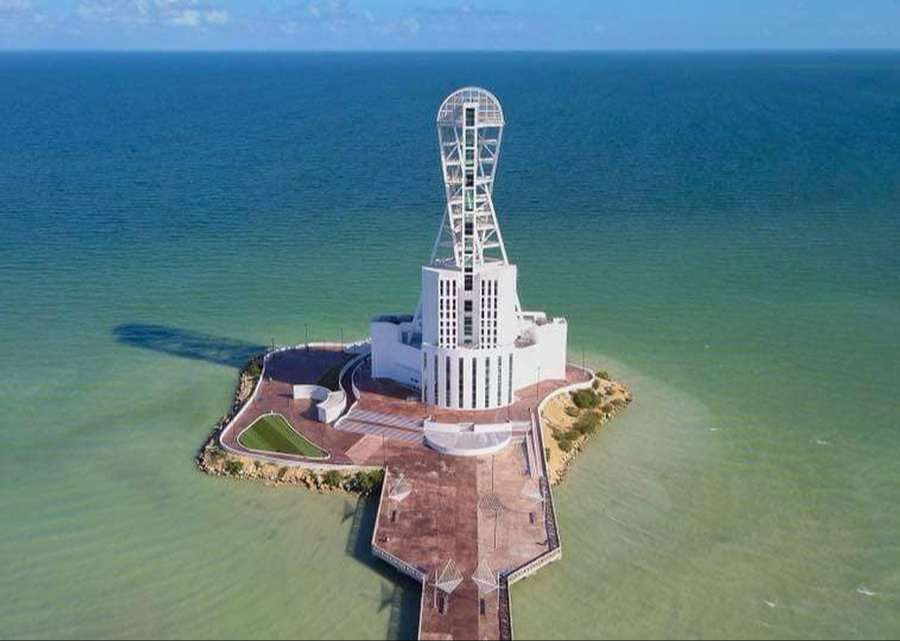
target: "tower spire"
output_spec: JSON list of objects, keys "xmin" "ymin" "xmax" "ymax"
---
[{"xmin": 430, "ymin": 87, "xmax": 508, "ymax": 268}]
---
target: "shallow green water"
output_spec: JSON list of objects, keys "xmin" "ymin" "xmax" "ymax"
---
[{"xmin": 1, "ymin": 52, "xmax": 898, "ymax": 639}]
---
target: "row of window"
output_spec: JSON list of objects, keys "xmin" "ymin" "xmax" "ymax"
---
[
  {"xmin": 480, "ymin": 279, "xmax": 500, "ymax": 348},
  {"xmin": 422, "ymin": 351, "xmax": 515, "ymax": 409},
  {"xmin": 438, "ymin": 278, "xmax": 458, "ymax": 349}
]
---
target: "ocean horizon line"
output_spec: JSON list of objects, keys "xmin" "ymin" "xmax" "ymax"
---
[{"xmin": 2, "ymin": 47, "xmax": 900, "ymax": 55}]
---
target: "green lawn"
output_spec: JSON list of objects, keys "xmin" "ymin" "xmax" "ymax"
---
[{"xmin": 238, "ymin": 414, "xmax": 329, "ymax": 459}]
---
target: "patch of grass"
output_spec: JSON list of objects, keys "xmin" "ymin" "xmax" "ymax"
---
[{"xmin": 239, "ymin": 414, "xmax": 329, "ymax": 459}]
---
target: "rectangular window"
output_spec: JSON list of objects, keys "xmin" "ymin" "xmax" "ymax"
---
[
  {"xmin": 497, "ymin": 355, "xmax": 503, "ymax": 406},
  {"xmin": 446, "ymin": 356, "xmax": 451, "ymax": 407},
  {"xmin": 472, "ymin": 358, "xmax": 478, "ymax": 408},
  {"xmin": 423, "ymin": 352, "xmax": 428, "ymax": 402},
  {"xmin": 485, "ymin": 358, "xmax": 491, "ymax": 409},
  {"xmin": 464, "ymin": 300, "xmax": 472, "ymax": 312},
  {"xmin": 508, "ymin": 354, "xmax": 514, "ymax": 404},
  {"xmin": 465, "ymin": 107, "xmax": 476, "ymax": 127},
  {"xmin": 465, "ymin": 129, "xmax": 474, "ymax": 147},
  {"xmin": 465, "ymin": 171, "xmax": 474, "ymax": 188},
  {"xmin": 465, "ymin": 274, "xmax": 473, "ymax": 291},
  {"xmin": 458, "ymin": 358, "xmax": 464, "ymax": 408}
]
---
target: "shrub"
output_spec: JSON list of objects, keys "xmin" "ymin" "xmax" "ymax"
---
[
  {"xmin": 571, "ymin": 389, "xmax": 599, "ymax": 409},
  {"xmin": 323, "ymin": 470, "xmax": 343, "ymax": 489},
  {"xmin": 592, "ymin": 379, "xmax": 600, "ymax": 391},
  {"xmin": 246, "ymin": 359, "xmax": 262, "ymax": 378},
  {"xmin": 224, "ymin": 460, "xmax": 244, "ymax": 476},
  {"xmin": 558, "ymin": 439, "xmax": 575, "ymax": 453},
  {"xmin": 573, "ymin": 411, "xmax": 601, "ymax": 436},
  {"xmin": 564, "ymin": 405, "xmax": 581, "ymax": 418},
  {"xmin": 344, "ymin": 470, "xmax": 384, "ymax": 495},
  {"xmin": 596, "ymin": 369, "xmax": 610, "ymax": 380}
]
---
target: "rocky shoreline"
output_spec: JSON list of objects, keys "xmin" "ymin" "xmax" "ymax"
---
[
  {"xmin": 197, "ymin": 351, "xmax": 629, "ymax": 494},
  {"xmin": 542, "ymin": 370, "xmax": 633, "ymax": 486}
]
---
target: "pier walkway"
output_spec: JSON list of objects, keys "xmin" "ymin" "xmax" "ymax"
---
[{"xmin": 216, "ymin": 346, "xmax": 591, "ymax": 639}]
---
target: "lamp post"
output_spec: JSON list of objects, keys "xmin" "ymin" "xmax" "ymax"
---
[{"xmin": 305, "ymin": 323, "xmax": 309, "ymax": 351}]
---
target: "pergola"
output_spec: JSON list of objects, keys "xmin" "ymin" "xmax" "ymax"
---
[{"xmin": 433, "ymin": 558, "xmax": 464, "ymax": 613}]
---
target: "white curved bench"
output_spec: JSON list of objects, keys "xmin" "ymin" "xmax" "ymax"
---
[{"xmin": 292, "ymin": 384, "xmax": 347, "ymax": 423}]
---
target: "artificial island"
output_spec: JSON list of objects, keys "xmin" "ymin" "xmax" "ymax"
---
[{"xmin": 198, "ymin": 87, "xmax": 631, "ymax": 641}]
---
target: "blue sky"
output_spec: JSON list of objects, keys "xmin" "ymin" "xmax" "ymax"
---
[{"xmin": 2, "ymin": 0, "xmax": 900, "ymax": 51}]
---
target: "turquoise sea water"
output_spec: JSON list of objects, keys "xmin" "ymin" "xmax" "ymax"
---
[{"xmin": 1, "ymin": 52, "xmax": 899, "ymax": 639}]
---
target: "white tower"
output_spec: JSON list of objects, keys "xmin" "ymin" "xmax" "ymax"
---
[
  {"xmin": 431, "ymin": 87, "xmax": 510, "ymax": 270},
  {"xmin": 371, "ymin": 87, "xmax": 568, "ymax": 411}
]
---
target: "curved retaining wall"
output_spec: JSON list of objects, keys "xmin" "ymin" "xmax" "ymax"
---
[{"xmin": 217, "ymin": 342, "xmax": 376, "ymax": 471}]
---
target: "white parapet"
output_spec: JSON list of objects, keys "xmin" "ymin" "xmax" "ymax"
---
[
  {"xmin": 292, "ymin": 384, "xmax": 346, "ymax": 423},
  {"xmin": 423, "ymin": 420, "xmax": 514, "ymax": 457}
]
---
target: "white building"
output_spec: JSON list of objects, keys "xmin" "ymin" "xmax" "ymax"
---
[{"xmin": 371, "ymin": 87, "xmax": 567, "ymax": 410}]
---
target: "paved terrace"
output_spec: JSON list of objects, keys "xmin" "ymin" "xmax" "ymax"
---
[
  {"xmin": 217, "ymin": 347, "xmax": 592, "ymax": 639},
  {"xmin": 218, "ymin": 346, "xmax": 373, "ymax": 466}
]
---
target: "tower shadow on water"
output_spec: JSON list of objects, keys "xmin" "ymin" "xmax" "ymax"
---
[
  {"xmin": 344, "ymin": 496, "xmax": 421, "ymax": 640},
  {"xmin": 112, "ymin": 323, "xmax": 266, "ymax": 368}
]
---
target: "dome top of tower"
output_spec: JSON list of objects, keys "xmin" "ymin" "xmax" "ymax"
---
[{"xmin": 436, "ymin": 86, "xmax": 504, "ymax": 127}]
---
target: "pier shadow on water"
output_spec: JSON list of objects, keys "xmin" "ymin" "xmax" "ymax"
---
[
  {"xmin": 344, "ymin": 496, "xmax": 420, "ymax": 641},
  {"xmin": 113, "ymin": 323, "xmax": 266, "ymax": 368}
]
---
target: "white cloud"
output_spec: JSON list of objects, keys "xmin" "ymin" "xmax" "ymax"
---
[
  {"xmin": 76, "ymin": 0, "xmax": 229, "ymax": 28},
  {"xmin": 0, "ymin": 0, "xmax": 32, "ymax": 11},
  {"xmin": 205, "ymin": 9, "xmax": 229, "ymax": 25}
]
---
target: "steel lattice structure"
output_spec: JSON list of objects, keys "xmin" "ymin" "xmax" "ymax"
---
[{"xmin": 430, "ymin": 87, "xmax": 509, "ymax": 268}]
